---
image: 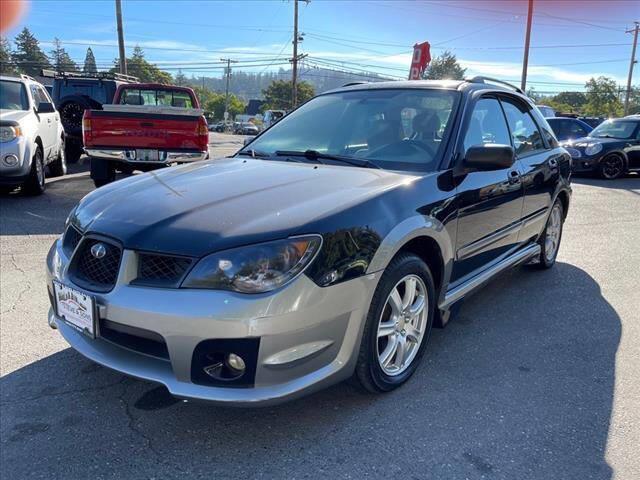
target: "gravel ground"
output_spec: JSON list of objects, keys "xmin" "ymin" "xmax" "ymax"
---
[{"xmin": 1, "ymin": 155, "xmax": 638, "ymax": 479}]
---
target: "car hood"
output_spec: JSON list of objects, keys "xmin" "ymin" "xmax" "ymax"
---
[
  {"xmin": 74, "ymin": 157, "xmax": 416, "ymax": 257},
  {"xmin": 568, "ymin": 136, "xmax": 625, "ymax": 147},
  {"xmin": 0, "ymin": 109, "xmax": 30, "ymax": 124}
]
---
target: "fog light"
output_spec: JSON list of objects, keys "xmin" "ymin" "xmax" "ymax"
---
[
  {"xmin": 226, "ymin": 353, "xmax": 246, "ymax": 373},
  {"xmin": 3, "ymin": 154, "xmax": 19, "ymax": 166}
]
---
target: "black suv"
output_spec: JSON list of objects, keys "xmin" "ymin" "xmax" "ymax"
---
[
  {"xmin": 48, "ymin": 77, "xmax": 571, "ymax": 403},
  {"xmin": 42, "ymin": 70, "xmax": 137, "ymax": 163}
]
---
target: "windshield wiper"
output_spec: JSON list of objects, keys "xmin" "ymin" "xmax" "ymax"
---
[
  {"xmin": 275, "ymin": 150, "xmax": 380, "ymax": 169},
  {"xmin": 237, "ymin": 149, "xmax": 271, "ymax": 158}
]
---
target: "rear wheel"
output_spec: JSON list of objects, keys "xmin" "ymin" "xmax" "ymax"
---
[
  {"xmin": 48, "ymin": 138, "xmax": 67, "ymax": 177},
  {"xmin": 535, "ymin": 200, "xmax": 564, "ymax": 269},
  {"xmin": 355, "ymin": 253, "xmax": 435, "ymax": 393},
  {"xmin": 23, "ymin": 147, "xmax": 46, "ymax": 196},
  {"xmin": 90, "ymin": 157, "xmax": 116, "ymax": 188},
  {"xmin": 64, "ymin": 141, "xmax": 83, "ymax": 164},
  {"xmin": 599, "ymin": 153, "xmax": 625, "ymax": 180}
]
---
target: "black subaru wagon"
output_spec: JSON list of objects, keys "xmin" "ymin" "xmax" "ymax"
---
[{"xmin": 47, "ymin": 77, "xmax": 571, "ymax": 405}]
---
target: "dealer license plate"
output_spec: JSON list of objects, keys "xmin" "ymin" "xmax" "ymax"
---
[
  {"xmin": 136, "ymin": 149, "xmax": 160, "ymax": 162},
  {"xmin": 53, "ymin": 280, "xmax": 96, "ymax": 338}
]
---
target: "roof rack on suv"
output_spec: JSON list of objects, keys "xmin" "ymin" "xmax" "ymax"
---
[
  {"xmin": 467, "ymin": 76, "xmax": 524, "ymax": 94},
  {"xmin": 20, "ymin": 74, "xmax": 36, "ymax": 82},
  {"xmin": 40, "ymin": 69, "xmax": 139, "ymax": 83}
]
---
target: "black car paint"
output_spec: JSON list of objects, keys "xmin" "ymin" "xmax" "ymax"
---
[
  {"xmin": 70, "ymin": 81, "xmax": 571, "ymax": 300},
  {"xmin": 567, "ymin": 120, "xmax": 640, "ymax": 174}
]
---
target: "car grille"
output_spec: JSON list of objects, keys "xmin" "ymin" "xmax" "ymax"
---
[
  {"xmin": 134, "ymin": 253, "xmax": 193, "ymax": 287},
  {"xmin": 62, "ymin": 225, "xmax": 83, "ymax": 257},
  {"xmin": 69, "ymin": 237, "xmax": 122, "ymax": 292}
]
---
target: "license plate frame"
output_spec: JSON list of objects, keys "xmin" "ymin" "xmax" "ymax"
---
[
  {"xmin": 135, "ymin": 148, "xmax": 160, "ymax": 162},
  {"xmin": 53, "ymin": 280, "xmax": 97, "ymax": 338}
]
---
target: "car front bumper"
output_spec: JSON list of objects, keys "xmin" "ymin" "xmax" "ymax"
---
[
  {"xmin": 46, "ymin": 237, "xmax": 380, "ymax": 406},
  {"xmin": 0, "ymin": 136, "xmax": 32, "ymax": 182},
  {"xmin": 85, "ymin": 148, "xmax": 208, "ymax": 164},
  {"xmin": 565, "ymin": 148, "xmax": 600, "ymax": 173}
]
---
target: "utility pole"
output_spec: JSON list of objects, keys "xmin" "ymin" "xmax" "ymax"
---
[
  {"xmin": 292, "ymin": 0, "xmax": 299, "ymax": 109},
  {"xmin": 221, "ymin": 58, "xmax": 237, "ymax": 124},
  {"xmin": 624, "ymin": 21, "xmax": 639, "ymax": 116},
  {"xmin": 115, "ymin": 0, "xmax": 127, "ymax": 74},
  {"xmin": 520, "ymin": 0, "xmax": 534, "ymax": 92}
]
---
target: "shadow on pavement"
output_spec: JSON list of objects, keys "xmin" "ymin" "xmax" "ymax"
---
[
  {"xmin": 571, "ymin": 174, "xmax": 639, "ymax": 194},
  {"xmin": 0, "ymin": 262, "xmax": 620, "ymax": 478}
]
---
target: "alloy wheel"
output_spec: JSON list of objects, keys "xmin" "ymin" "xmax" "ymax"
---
[
  {"xmin": 376, "ymin": 274, "xmax": 428, "ymax": 376},
  {"xmin": 545, "ymin": 203, "xmax": 562, "ymax": 262},
  {"xmin": 602, "ymin": 155, "xmax": 623, "ymax": 179}
]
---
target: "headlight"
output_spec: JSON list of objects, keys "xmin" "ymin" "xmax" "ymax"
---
[
  {"xmin": 182, "ymin": 235, "xmax": 322, "ymax": 293},
  {"xmin": 0, "ymin": 126, "xmax": 21, "ymax": 143},
  {"xmin": 584, "ymin": 143, "xmax": 603, "ymax": 156}
]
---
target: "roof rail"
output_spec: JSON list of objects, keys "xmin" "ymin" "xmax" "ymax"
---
[
  {"xmin": 467, "ymin": 76, "xmax": 524, "ymax": 94},
  {"xmin": 20, "ymin": 74, "xmax": 35, "ymax": 82},
  {"xmin": 342, "ymin": 81, "xmax": 369, "ymax": 87},
  {"xmin": 40, "ymin": 69, "xmax": 139, "ymax": 83}
]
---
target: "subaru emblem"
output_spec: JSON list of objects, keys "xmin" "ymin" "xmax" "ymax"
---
[{"xmin": 90, "ymin": 243, "xmax": 107, "ymax": 259}]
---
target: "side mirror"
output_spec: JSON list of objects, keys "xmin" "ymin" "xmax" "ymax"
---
[
  {"xmin": 464, "ymin": 144, "xmax": 515, "ymax": 170},
  {"xmin": 37, "ymin": 102, "xmax": 56, "ymax": 114}
]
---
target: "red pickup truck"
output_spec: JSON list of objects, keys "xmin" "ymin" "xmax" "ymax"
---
[{"xmin": 83, "ymin": 83, "xmax": 209, "ymax": 187}]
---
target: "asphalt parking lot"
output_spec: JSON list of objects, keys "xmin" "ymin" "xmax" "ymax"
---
[{"xmin": 1, "ymin": 140, "xmax": 638, "ymax": 479}]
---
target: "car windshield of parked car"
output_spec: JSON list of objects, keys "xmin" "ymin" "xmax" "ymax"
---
[
  {"xmin": 0, "ymin": 80, "xmax": 29, "ymax": 110},
  {"xmin": 120, "ymin": 88, "xmax": 194, "ymax": 108},
  {"xmin": 590, "ymin": 120, "xmax": 637, "ymax": 139},
  {"xmin": 242, "ymin": 88, "xmax": 460, "ymax": 172}
]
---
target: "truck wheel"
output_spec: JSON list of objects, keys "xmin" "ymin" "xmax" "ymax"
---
[
  {"xmin": 90, "ymin": 157, "xmax": 116, "ymax": 188},
  {"xmin": 48, "ymin": 138, "xmax": 67, "ymax": 177},
  {"xmin": 64, "ymin": 141, "xmax": 83, "ymax": 164},
  {"xmin": 23, "ymin": 147, "xmax": 46, "ymax": 196}
]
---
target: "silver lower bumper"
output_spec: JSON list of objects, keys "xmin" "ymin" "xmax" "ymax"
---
[
  {"xmin": 46, "ymin": 239, "xmax": 380, "ymax": 406},
  {"xmin": 85, "ymin": 148, "xmax": 208, "ymax": 163}
]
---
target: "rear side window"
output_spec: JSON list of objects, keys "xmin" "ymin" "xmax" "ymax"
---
[
  {"xmin": 463, "ymin": 97, "xmax": 511, "ymax": 152},
  {"xmin": 58, "ymin": 82, "xmax": 108, "ymax": 104},
  {"xmin": 500, "ymin": 98, "xmax": 545, "ymax": 155},
  {"xmin": 120, "ymin": 88, "xmax": 194, "ymax": 108}
]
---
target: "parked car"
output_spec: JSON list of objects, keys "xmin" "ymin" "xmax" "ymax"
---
[
  {"xmin": 47, "ymin": 77, "xmax": 571, "ymax": 405},
  {"xmin": 1, "ymin": 74, "xmax": 66, "ymax": 195},
  {"xmin": 578, "ymin": 116, "xmax": 606, "ymax": 129},
  {"xmin": 213, "ymin": 121, "xmax": 228, "ymax": 133},
  {"xmin": 563, "ymin": 116, "xmax": 640, "ymax": 179},
  {"xmin": 546, "ymin": 117, "xmax": 593, "ymax": 144},
  {"xmin": 263, "ymin": 109, "xmax": 286, "ymax": 129},
  {"xmin": 235, "ymin": 122, "xmax": 259, "ymax": 135},
  {"xmin": 536, "ymin": 104, "xmax": 556, "ymax": 118},
  {"xmin": 42, "ymin": 69, "xmax": 138, "ymax": 164},
  {"xmin": 83, "ymin": 83, "xmax": 209, "ymax": 187}
]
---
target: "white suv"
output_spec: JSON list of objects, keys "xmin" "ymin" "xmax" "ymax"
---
[{"xmin": 1, "ymin": 75, "xmax": 66, "ymax": 195}]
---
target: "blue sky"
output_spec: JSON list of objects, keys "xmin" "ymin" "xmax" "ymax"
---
[{"xmin": 6, "ymin": 0, "xmax": 639, "ymax": 93}]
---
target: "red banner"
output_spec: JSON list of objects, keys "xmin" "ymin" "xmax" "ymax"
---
[{"xmin": 408, "ymin": 42, "xmax": 431, "ymax": 80}]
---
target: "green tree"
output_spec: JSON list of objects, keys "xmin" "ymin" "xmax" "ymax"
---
[
  {"xmin": 583, "ymin": 76, "xmax": 623, "ymax": 117},
  {"xmin": 175, "ymin": 70, "xmax": 188, "ymax": 86},
  {"xmin": 12, "ymin": 27, "xmax": 51, "ymax": 76},
  {"xmin": 422, "ymin": 51, "xmax": 466, "ymax": 80},
  {"xmin": 111, "ymin": 46, "xmax": 172, "ymax": 83},
  {"xmin": 50, "ymin": 38, "xmax": 79, "ymax": 73},
  {"xmin": 261, "ymin": 79, "xmax": 315, "ymax": 110},
  {"xmin": 626, "ymin": 86, "xmax": 640, "ymax": 115},
  {"xmin": 0, "ymin": 36, "xmax": 18, "ymax": 76},
  {"xmin": 204, "ymin": 92, "xmax": 246, "ymax": 120},
  {"xmin": 83, "ymin": 47, "xmax": 97, "ymax": 75},
  {"xmin": 552, "ymin": 91, "xmax": 586, "ymax": 111}
]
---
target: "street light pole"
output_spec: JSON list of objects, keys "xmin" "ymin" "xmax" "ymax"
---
[
  {"xmin": 115, "ymin": 0, "xmax": 127, "ymax": 75},
  {"xmin": 520, "ymin": 0, "xmax": 534, "ymax": 92},
  {"xmin": 624, "ymin": 22, "xmax": 639, "ymax": 116}
]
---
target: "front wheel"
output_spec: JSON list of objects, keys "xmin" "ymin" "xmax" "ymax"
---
[
  {"xmin": 23, "ymin": 147, "xmax": 46, "ymax": 196},
  {"xmin": 355, "ymin": 253, "xmax": 435, "ymax": 393},
  {"xmin": 535, "ymin": 200, "xmax": 564, "ymax": 269},
  {"xmin": 599, "ymin": 153, "xmax": 625, "ymax": 180}
]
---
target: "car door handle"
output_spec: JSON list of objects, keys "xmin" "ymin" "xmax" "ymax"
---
[
  {"xmin": 548, "ymin": 158, "xmax": 558, "ymax": 169},
  {"xmin": 47, "ymin": 118, "xmax": 52, "ymax": 124},
  {"xmin": 508, "ymin": 170, "xmax": 521, "ymax": 184}
]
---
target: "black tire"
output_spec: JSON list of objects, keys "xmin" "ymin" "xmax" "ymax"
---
[
  {"xmin": 355, "ymin": 253, "xmax": 435, "ymax": 393},
  {"xmin": 535, "ymin": 200, "xmax": 564, "ymax": 269},
  {"xmin": 64, "ymin": 141, "xmax": 83, "ymax": 164},
  {"xmin": 599, "ymin": 153, "xmax": 625, "ymax": 180},
  {"xmin": 23, "ymin": 147, "xmax": 46, "ymax": 196},
  {"xmin": 48, "ymin": 138, "xmax": 67, "ymax": 177},
  {"xmin": 90, "ymin": 157, "xmax": 116, "ymax": 188}
]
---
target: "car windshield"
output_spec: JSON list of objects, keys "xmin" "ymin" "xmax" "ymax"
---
[
  {"xmin": 0, "ymin": 80, "xmax": 29, "ymax": 110},
  {"xmin": 241, "ymin": 88, "xmax": 460, "ymax": 172},
  {"xmin": 120, "ymin": 88, "xmax": 194, "ymax": 108},
  {"xmin": 590, "ymin": 120, "xmax": 637, "ymax": 139}
]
